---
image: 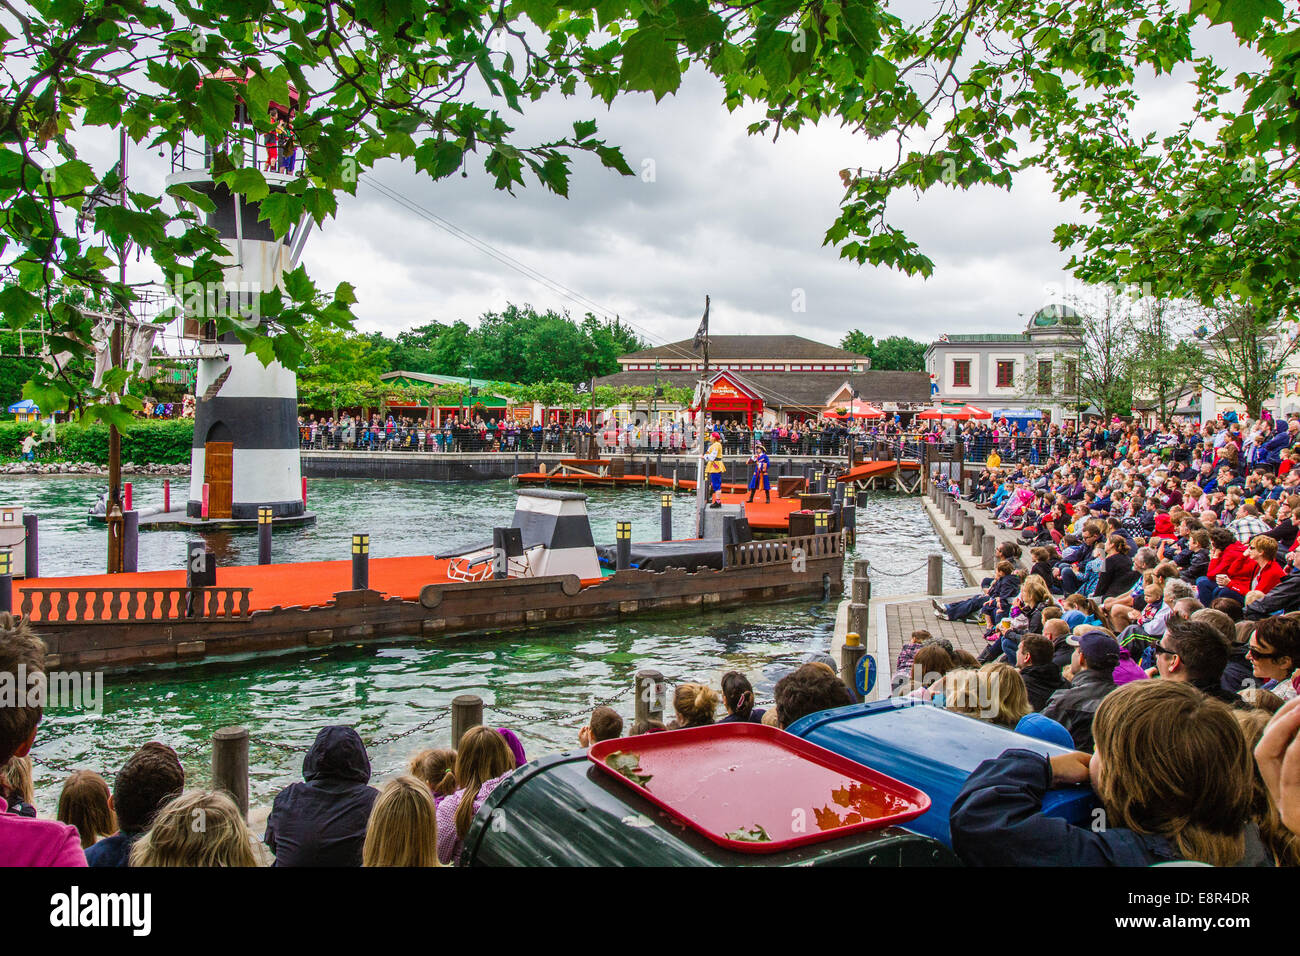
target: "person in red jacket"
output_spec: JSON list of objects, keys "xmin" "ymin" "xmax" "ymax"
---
[
  {"xmin": 1197, "ymin": 527, "xmax": 1256, "ymax": 605},
  {"xmin": 1244, "ymin": 535, "xmax": 1287, "ymax": 599}
]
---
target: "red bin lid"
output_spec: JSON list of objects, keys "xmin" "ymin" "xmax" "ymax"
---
[{"xmin": 588, "ymin": 722, "xmax": 930, "ymax": 854}]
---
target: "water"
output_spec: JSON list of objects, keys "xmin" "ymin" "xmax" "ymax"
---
[{"xmin": 0, "ymin": 475, "xmax": 961, "ymax": 812}]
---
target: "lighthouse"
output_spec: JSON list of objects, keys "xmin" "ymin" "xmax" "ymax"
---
[{"xmin": 165, "ymin": 70, "xmax": 314, "ymax": 524}]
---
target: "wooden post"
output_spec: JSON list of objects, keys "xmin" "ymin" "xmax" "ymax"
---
[
  {"xmin": 848, "ymin": 558, "xmax": 870, "ymax": 642},
  {"xmin": 451, "ymin": 694, "xmax": 483, "ymax": 747},
  {"xmin": 841, "ymin": 630, "xmax": 866, "ymax": 703},
  {"xmin": 981, "ymin": 534, "xmax": 996, "ymax": 571},
  {"xmin": 122, "ymin": 510, "xmax": 139, "ymax": 574},
  {"xmin": 21, "ymin": 513, "xmax": 37, "ymax": 580},
  {"xmin": 615, "ymin": 520, "xmax": 632, "ymax": 570},
  {"xmin": 961, "ymin": 513, "xmax": 975, "ymax": 544},
  {"xmin": 927, "ymin": 553, "xmax": 943, "ymax": 595},
  {"xmin": 635, "ymin": 669, "xmax": 665, "ymax": 725},
  {"xmin": 972, "ymin": 527, "xmax": 984, "ymax": 556},
  {"xmin": 212, "ymin": 726, "xmax": 249, "ymax": 821},
  {"xmin": 660, "ymin": 493, "xmax": 673, "ymax": 542}
]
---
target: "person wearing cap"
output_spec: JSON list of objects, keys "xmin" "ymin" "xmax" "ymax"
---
[
  {"xmin": 705, "ymin": 430, "xmax": 725, "ymax": 508},
  {"xmin": 745, "ymin": 441, "xmax": 770, "ymax": 503},
  {"xmin": 1040, "ymin": 631, "xmax": 1120, "ymax": 752}
]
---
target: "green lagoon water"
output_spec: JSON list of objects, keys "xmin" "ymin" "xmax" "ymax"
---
[{"xmin": 0, "ymin": 475, "xmax": 962, "ymax": 810}]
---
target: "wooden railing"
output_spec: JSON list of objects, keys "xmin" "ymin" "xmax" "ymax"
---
[
  {"xmin": 725, "ymin": 532, "xmax": 843, "ymax": 569},
  {"xmin": 19, "ymin": 587, "xmax": 252, "ymax": 624}
]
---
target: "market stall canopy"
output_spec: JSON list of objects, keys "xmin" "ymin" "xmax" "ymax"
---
[
  {"xmin": 823, "ymin": 399, "xmax": 884, "ymax": 419},
  {"xmin": 917, "ymin": 404, "xmax": 991, "ymax": 421}
]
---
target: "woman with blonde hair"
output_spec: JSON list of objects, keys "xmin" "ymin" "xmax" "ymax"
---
[
  {"xmin": 129, "ymin": 790, "xmax": 260, "ymax": 867},
  {"xmin": 57, "ymin": 770, "xmax": 116, "ymax": 848},
  {"xmin": 668, "ymin": 683, "xmax": 719, "ymax": 729},
  {"xmin": 435, "ymin": 726, "xmax": 515, "ymax": 865},
  {"xmin": 978, "ymin": 662, "xmax": 1032, "ymax": 728},
  {"xmin": 951, "ymin": 681, "xmax": 1257, "ymax": 866},
  {"xmin": 362, "ymin": 776, "xmax": 441, "ymax": 867}
]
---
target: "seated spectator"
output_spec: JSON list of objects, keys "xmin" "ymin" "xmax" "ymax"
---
[
  {"xmin": 57, "ymin": 770, "xmax": 116, "ymax": 850},
  {"xmin": 1196, "ymin": 527, "xmax": 1254, "ymax": 605},
  {"xmin": 1041, "ymin": 631, "xmax": 1120, "ymax": 752},
  {"xmin": 496, "ymin": 727, "xmax": 528, "ymax": 767},
  {"xmin": 1247, "ymin": 615, "xmax": 1300, "ymax": 702},
  {"xmin": 1044, "ymin": 617, "xmax": 1074, "ymax": 670},
  {"xmin": 1156, "ymin": 616, "xmax": 1250, "ymax": 709},
  {"xmin": 407, "ymin": 748, "xmax": 458, "ymax": 802},
  {"xmin": 1234, "ymin": 709, "xmax": 1300, "ymax": 866},
  {"xmin": 718, "ymin": 672, "xmax": 766, "ymax": 724},
  {"xmin": 130, "ymin": 790, "xmax": 259, "ymax": 867},
  {"xmin": 1016, "ymin": 633, "xmax": 1067, "ymax": 711},
  {"xmin": 668, "ymin": 683, "xmax": 718, "ymax": 729},
  {"xmin": 1246, "ymin": 545, "xmax": 1300, "ymax": 620},
  {"xmin": 897, "ymin": 644, "xmax": 954, "ymax": 699},
  {"xmin": 629, "ymin": 718, "xmax": 667, "ymax": 735},
  {"xmin": 773, "ymin": 662, "xmax": 853, "ymax": 728},
  {"xmin": 1256, "ymin": 696, "xmax": 1300, "ymax": 836},
  {"xmin": 264, "ymin": 725, "xmax": 377, "ymax": 867},
  {"xmin": 951, "ymin": 680, "xmax": 1257, "ymax": 866},
  {"xmin": 86, "ymin": 742, "xmax": 185, "ymax": 867},
  {"xmin": 578, "ymin": 706, "xmax": 624, "ymax": 745},
  {"xmin": 1, "ymin": 756, "xmax": 34, "ymax": 817},
  {"xmin": 893, "ymin": 629, "xmax": 931, "ymax": 692},
  {"xmin": 1199, "ymin": 611, "xmax": 1252, "ymax": 694},
  {"xmin": 953, "ymin": 663, "xmax": 1031, "ymax": 729},
  {"xmin": 1240, "ymin": 685, "xmax": 1285, "ymax": 713},
  {"xmin": 0, "ymin": 612, "xmax": 85, "ymax": 866},
  {"xmin": 1014, "ymin": 711, "xmax": 1076, "ymax": 748},
  {"xmin": 362, "ymin": 776, "xmax": 441, "ymax": 867},
  {"xmin": 436, "ymin": 726, "xmax": 516, "ymax": 865}
]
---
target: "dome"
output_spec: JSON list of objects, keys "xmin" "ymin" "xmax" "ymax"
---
[{"xmin": 1029, "ymin": 304, "xmax": 1082, "ymax": 329}]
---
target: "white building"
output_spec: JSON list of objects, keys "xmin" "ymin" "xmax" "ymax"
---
[{"xmin": 925, "ymin": 305, "xmax": 1085, "ymax": 425}]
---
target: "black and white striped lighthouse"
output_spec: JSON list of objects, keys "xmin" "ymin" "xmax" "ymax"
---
[{"xmin": 165, "ymin": 70, "xmax": 315, "ymax": 523}]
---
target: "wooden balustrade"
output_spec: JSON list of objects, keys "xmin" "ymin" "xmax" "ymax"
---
[
  {"xmin": 725, "ymin": 531, "xmax": 843, "ymax": 569},
  {"xmin": 18, "ymin": 587, "xmax": 252, "ymax": 624}
]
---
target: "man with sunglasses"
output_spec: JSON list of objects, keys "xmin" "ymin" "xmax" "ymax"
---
[{"xmin": 1152, "ymin": 617, "xmax": 1250, "ymax": 709}]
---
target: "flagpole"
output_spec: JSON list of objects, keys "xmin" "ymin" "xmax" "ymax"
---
[
  {"xmin": 107, "ymin": 128, "xmax": 127, "ymax": 574},
  {"xmin": 694, "ymin": 295, "xmax": 710, "ymax": 536}
]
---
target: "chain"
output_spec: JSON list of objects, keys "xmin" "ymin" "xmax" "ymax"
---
[{"xmin": 861, "ymin": 561, "xmax": 931, "ymax": 577}]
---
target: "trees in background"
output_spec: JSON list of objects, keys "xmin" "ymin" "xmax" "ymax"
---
[{"xmin": 838, "ymin": 331, "xmax": 926, "ymax": 370}]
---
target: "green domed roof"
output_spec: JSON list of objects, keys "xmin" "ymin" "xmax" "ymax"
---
[{"xmin": 1030, "ymin": 304, "xmax": 1082, "ymax": 328}]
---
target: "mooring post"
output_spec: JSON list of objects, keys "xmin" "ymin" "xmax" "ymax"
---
[
  {"xmin": 635, "ymin": 669, "xmax": 665, "ymax": 726},
  {"xmin": 258, "ymin": 507, "xmax": 273, "ymax": 565},
  {"xmin": 848, "ymin": 558, "xmax": 871, "ymax": 647},
  {"xmin": 122, "ymin": 510, "xmax": 139, "ymax": 574},
  {"xmin": 0, "ymin": 550, "xmax": 11, "ymax": 613},
  {"xmin": 212, "ymin": 726, "xmax": 250, "ymax": 821},
  {"xmin": 163, "ymin": 478, "xmax": 171, "ymax": 514},
  {"xmin": 927, "ymin": 553, "xmax": 943, "ymax": 595},
  {"xmin": 842, "ymin": 486, "xmax": 856, "ymax": 548},
  {"xmin": 961, "ymin": 512, "xmax": 974, "ymax": 544},
  {"xmin": 827, "ymin": 475, "xmax": 838, "ymax": 504},
  {"xmin": 972, "ymin": 527, "xmax": 984, "ymax": 556},
  {"xmin": 451, "ymin": 694, "xmax": 484, "ymax": 747},
  {"xmin": 660, "ymin": 493, "xmax": 673, "ymax": 542},
  {"xmin": 352, "ymin": 533, "xmax": 370, "ymax": 590},
  {"xmin": 981, "ymin": 533, "xmax": 996, "ymax": 571},
  {"xmin": 841, "ymin": 631, "xmax": 867, "ymax": 703},
  {"xmin": 614, "ymin": 520, "xmax": 632, "ymax": 571},
  {"xmin": 22, "ymin": 513, "xmax": 38, "ymax": 580}
]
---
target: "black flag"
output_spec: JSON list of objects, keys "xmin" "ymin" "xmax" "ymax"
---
[{"xmin": 693, "ymin": 295, "xmax": 710, "ymax": 351}]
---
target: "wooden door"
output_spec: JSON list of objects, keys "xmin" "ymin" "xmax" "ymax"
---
[{"xmin": 204, "ymin": 442, "xmax": 233, "ymax": 518}]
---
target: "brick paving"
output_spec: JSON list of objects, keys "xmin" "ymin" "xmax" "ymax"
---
[{"xmin": 884, "ymin": 597, "xmax": 988, "ymax": 668}]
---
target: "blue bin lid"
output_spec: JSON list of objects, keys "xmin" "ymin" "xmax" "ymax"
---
[{"xmin": 786, "ymin": 698, "xmax": 1096, "ymax": 847}]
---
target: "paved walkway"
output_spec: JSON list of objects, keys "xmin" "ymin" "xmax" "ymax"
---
[{"xmin": 883, "ymin": 597, "xmax": 988, "ymax": 670}]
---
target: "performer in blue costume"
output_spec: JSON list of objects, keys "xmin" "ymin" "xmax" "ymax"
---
[{"xmin": 746, "ymin": 442, "xmax": 771, "ymax": 503}]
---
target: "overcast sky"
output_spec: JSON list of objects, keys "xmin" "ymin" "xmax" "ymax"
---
[{"xmin": 71, "ymin": 12, "xmax": 1253, "ymax": 354}]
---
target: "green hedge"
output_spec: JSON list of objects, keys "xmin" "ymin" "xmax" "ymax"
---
[{"xmin": 0, "ymin": 419, "xmax": 194, "ymax": 465}]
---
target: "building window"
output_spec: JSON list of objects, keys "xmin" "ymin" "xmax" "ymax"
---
[
  {"xmin": 996, "ymin": 361, "xmax": 1014, "ymax": 388},
  {"xmin": 1037, "ymin": 360, "xmax": 1052, "ymax": 395},
  {"xmin": 1064, "ymin": 359, "xmax": 1078, "ymax": 395},
  {"xmin": 952, "ymin": 360, "xmax": 971, "ymax": 388}
]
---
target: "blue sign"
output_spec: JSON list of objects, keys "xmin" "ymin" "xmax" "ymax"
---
[{"xmin": 856, "ymin": 655, "xmax": 877, "ymax": 697}]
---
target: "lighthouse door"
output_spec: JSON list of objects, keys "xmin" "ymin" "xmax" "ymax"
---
[{"xmin": 204, "ymin": 442, "xmax": 234, "ymax": 518}]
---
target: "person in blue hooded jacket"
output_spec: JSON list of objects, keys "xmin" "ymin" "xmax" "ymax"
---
[
  {"xmin": 950, "ymin": 681, "xmax": 1262, "ymax": 867},
  {"xmin": 264, "ymin": 725, "xmax": 378, "ymax": 866}
]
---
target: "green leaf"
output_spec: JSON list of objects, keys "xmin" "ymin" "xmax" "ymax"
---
[
  {"xmin": 219, "ymin": 167, "xmax": 270, "ymax": 202},
  {"xmin": 605, "ymin": 752, "xmax": 653, "ymax": 786},
  {"xmin": 165, "ymin": 182, "xmax": 217, "ymax": 214},
  {"xmin": 257, "ymin": 191, "xmax": 297, "ymax": 237},
  {"xmin": 620, "ymin": 26, "xmax": 682, "ymax": 101}
]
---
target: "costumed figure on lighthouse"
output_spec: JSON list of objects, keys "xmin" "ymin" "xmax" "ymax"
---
[
  {"xmin": 705, "ymin": 431, "xmax": 726, "ymax": 508},
  {"xmin": 746, "ymin": 442, "xmax": 770, "ymax": 503}
]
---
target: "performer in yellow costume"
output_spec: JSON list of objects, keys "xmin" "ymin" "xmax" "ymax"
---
[{"xmin": 706, "ymin": 431, "xmax": 725, "ymax": 508}]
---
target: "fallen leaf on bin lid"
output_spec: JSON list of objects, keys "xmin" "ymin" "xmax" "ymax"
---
[
  {"xmin": 605, "ymin": 751, "xmax": 652, "ymax": 786},
  {"xmin": 724, "ymin": 825, "xmax": 772, "ymax": 843},
  {"xmin": 620, "ymin": 814, "xmax": 654, "ymax": 828}
]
